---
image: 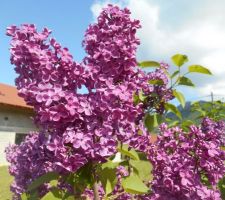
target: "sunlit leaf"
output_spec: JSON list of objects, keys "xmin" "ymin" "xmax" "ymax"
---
[
  {"xmin": 139, "ymin": 90, "xmax": 147, "ymax": 101},
  {"xmin": 102, "ymin": 160, "xmax": 119, "ymax": 169},
  {"xmin": 182, "ymin": 120, "xmax": 194, "ymax": 127},
  {"xmin": 148, "ymin": 79, "xmax": 164, "ymax": 85},
  {"xmin": 165, "ymin": 103, "xmax": 182, "ymax": 119},
  {"xmin": 122, "ymin": 175, "xmax": 150, "ymax": 194},
  {"xmin": 178, "ymin": 76, "xmax": 195, "ymax": 87},
  {"xmin": 118, "ymin": 144, "xmax": 139, "ymax": 160},
  {"xmin": 99, "ymin": 164, "xmax": 117, "ymax": 196},
  {"xmin": 41, "ymin": 189, "xmax": 62, "ymax": 200},
  {"xmin": 133, "ymin": 93, "xmax": 140, "ymax": 105},
  {"xmin": 188, "ymin": 65, "xmax": 212, "ymax": 75},
  {"xmin": 168, "ymin": 120, "xmax": 180, "ymax": 127},
  {"xmin": 173, "ymin": 90, "xmax": 185, "ymax": 108},
  {"xmin": 21, "ymin": 193, "xmax": 27, "ymax": 200},
  {"xmin": 138, "ymin": 61, "xmax": 160, "ymax": 68},
  {"xmin": 171, "ymin": 54, "xmax": 188, "ymax": 67},
  {"xmin": 144, "ymin": 113, "xmax": 162, "ymax": 132},
  {"xmin": 181, "ymin": 120, "xmax": 194, "ymax": 131},
  {"xmin": 130, "ymin": 160, "xmax": 152, "ymax": 182}
]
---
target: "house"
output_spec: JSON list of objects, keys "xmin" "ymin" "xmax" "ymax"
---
[{"xmin": 0, "ymin": 83, "xmax": 36, "ymax": 165}]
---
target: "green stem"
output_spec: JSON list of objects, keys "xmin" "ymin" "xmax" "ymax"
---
[{"xmin": 170, "ymin": 71, "xmax": 190, "ymax": 89}]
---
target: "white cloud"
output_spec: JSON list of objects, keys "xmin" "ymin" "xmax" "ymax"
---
[
  {"xmin": 91, "ymin": 0, "xmax": 125, "ymax": 19},
  {"xmin": 91, "ymin": 0, "xmax": 225, "ymax": 99},
  {"xmin": 199, "ymin": 81, "xmax": 225, "ymax": 98}
]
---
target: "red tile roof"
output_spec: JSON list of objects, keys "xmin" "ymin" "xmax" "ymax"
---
[{"xmin": 0, "ymin": 83, "xmax": 32, "ymax": 109}]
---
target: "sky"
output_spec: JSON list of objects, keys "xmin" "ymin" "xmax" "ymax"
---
[
  {"xmin": 1, "ymin": 0, "xmax": 225, "ymax": 102},
  {"xmin": 0, "ymin": 0, "xmax": 93, "ymax": 84}
]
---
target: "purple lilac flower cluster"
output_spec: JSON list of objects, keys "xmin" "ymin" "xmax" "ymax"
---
[
  {"xmin": 5, "ymin": 133, "xmax": 53, "ymax": 196},
  {"xmin": 147, "ymin": 118, "xmax": 225, "ymax": 200},
  {"xmin": 6, "ymin": 5, "xmax": 172, "ymax": 199}
]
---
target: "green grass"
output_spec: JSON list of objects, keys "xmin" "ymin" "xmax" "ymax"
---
[{"xmin": 0, "ymin": 166, "xmax": 13, "ymax": 200}]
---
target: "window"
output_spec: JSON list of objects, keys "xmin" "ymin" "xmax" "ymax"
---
[{"xmin": 15, "ymin": 133, "xmax": 27, "ymax": 144}]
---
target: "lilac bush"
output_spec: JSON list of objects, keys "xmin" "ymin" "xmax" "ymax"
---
[
  {"xmin": 148, "ymin": 118, "xmax": 225, "ymax": 200},
  {"xmin": 5, "ymin": 4, "xmax": 225, "ymax": 200}
]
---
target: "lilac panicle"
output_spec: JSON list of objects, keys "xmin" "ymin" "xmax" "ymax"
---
[{"xmin": 6, "ymin": 5, "xmax": 172, "ymax": 199}]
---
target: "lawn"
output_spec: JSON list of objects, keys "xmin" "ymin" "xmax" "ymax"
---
[{"xmin": 0, "ymin": 166, "xmax": 13, "ymax": 200}]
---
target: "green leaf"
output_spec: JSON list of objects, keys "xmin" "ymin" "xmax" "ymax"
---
[
  {"xmin": 49, "ymin": 180, "xmax": 58, "ymax": 187},
  {"xmin": 178, "ymin": 76, "xmax": 195, "ymax": 87},
  {"xmin": 188, "ymin": 65, "xmax": 212, "ymax": 75},
  {"xmin": 41, "ymin": 189, "xmax": 62, "ymax": 200},
  {"xmin": 130, "ymin": 160, "xmax": 152, "ymax": 182},
  {"xmin": 148, "ymin": 79, "xmax": 164, "ymax": 85},
  {"xmin": 28, "ymin": 190, "xmax": 39, "ymax": 200},
  {"xmin": 218, "ymin": 176, "xmax": 225, "ymax": 200},
  {"xmin": 61, "ymin": 192, "xmax": 74, "ymax": 200},
  {"xmin": 27, "ymin": 172, "xmax": 59, "ymax": 192},
  {"xmin": 171, "ymin": 54, "xmax": 188, "ymax": 67},
  {"xmin": 201, "ymin": 173, "xmax": 211, "ymax": 187},
  {"xmin": 144, "ymin": 113, "xmax": 162, "ymax": 132},
  {"xmin": 165, "ymin": 103, "xmax": 182, "ymax": 119},
  {"xmin": 181, "ymin": 120, "xmax": 194, "ymax": 131},
  {"xmin": 139, "ymin": 90, "xmax": 147, "ymax": 101},
  {"xmin": 50, "ymin": 188, "xmax": 63, "ymax": 199},
  {"xmin": 173, "ymin": 90, "xmax": 185, "ymax": 108},
  {"xmin": 118, "ymin": 144, "xmax": 139, "ymax": 160},
  {"xmin": 121, "ymin": 175, "xmax": 150, "ymax": 194},
  {"xmin": 21, "ymin": 193, "xmax": 28, "ymax": 200},
  {"xmin": 102, "ymin": 160, "xmax": 119, "ymax": 169},
  {"xmin": 133, "ymin": 93, "xmax": 140, "ymax": 105},
  {"xmin": 168, "ymin": 120, "xmax": 180, "ymax": 127},
  {"xmin": 195, "ymin": 108, "xmax": 206, "ymax": 117},
  {"xmin": 170, "ymin": 70, "xmax": 179, "ymax": 78},
  {"xmin": 138, "ymin": 61, "xmax": 160, "ymax": 68},
  {"xmin": 61, "ymin": 163, "xmax": 94, "ymax": 198},
  {"xmin": 182, "ymin": 120, "xmax": 194, "ymax": 127},
  {"xmin": 75, "ymin": 162, "xmax": 94, "ymax": 189},
  {"xmin": 99, "ymin": 166, "xmax": 117, "ymax": 196},
  {"xmin": 41, "ymin": 192, "xmax": 56, "ymax": 200}
]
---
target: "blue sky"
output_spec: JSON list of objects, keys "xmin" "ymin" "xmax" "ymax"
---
[
  {"xmin": 0, "ymin": 0, "xmax": 93, "ymax": 85},
  {"xmin": 1, "ymin": 0, "xmax": 225, "ymax": 102}
]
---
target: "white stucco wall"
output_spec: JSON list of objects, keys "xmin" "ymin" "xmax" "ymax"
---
[
  {"xmin": 0, "ymin": 106, "xmax": 36, "ymax": 133},
  {"xmin": 0, "ymin": 131, "xmax": 15, "ymax": 166},
  {"xmin": 0, "ymin": 105, "xmax": 37, "ymax": 166}
]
